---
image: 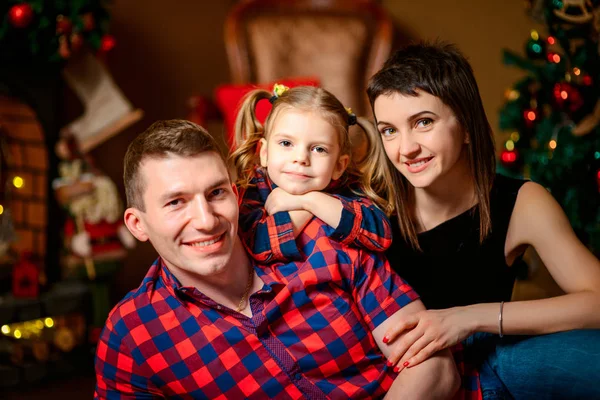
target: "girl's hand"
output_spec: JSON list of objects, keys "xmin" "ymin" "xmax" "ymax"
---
[
  {"xmin": 384, "ymin": 307, "xmax": 475, "ymax": 373},
  {"xmin": 265, "ymin": 188, "xmax": 306, "ymax": 215}
]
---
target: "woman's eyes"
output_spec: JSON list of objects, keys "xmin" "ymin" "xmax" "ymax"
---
[
  {"xmin": 380, "ymin": 119, "xmax": 433, "ymax": 136},
  {"xmin": 416, "ymin": 118, "xmax": 433, "ymax": 128}
]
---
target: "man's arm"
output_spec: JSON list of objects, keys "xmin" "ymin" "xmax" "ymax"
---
[
  {"xmin": 95, "ymin": 321, "xmax": 161, "ymax": 399},
  {"xmin": 372, "ymin": 301, "xmax": 460, "ymax": 400}
]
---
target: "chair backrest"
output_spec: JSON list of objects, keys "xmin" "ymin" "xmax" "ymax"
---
[{"xmin": 225, "ymin": 0, "xmax": 395, "ymax": 117}]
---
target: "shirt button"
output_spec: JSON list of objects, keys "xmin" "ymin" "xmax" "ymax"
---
[{"xmin": 216, "ymin": 305, "xmax": 222, "ymax": 310}]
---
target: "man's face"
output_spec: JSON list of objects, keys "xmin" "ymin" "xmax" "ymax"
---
[{"xmin": 125, "ymin": 152, "xmax": 241, "ymax": 284}]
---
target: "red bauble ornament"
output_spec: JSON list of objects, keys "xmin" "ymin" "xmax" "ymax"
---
[
  {"xmin": 523, "ymin": 108, "xmax": 538, "ymax": 128},
  {"xmin": 501, "ymin": 149, "xmax": 519, "ymax": 165},
  {"xmin": 99, "ymin": 34, "xmax": 116, "ymax": 53},
  {"xmin": 597, "ymin": 170, "xmax": 600, "ymax": 193},
  {"xmin": 70, "ymin": 32, "xmax": 84, "ymax": 52},
  {"xmin": 8, "ymin": 3, "xmax": 34, "ymax": 29},
  {"xmin": 56, "ymin": 15, "xmax": 73, "ymax": 35},
  {"xmin": 82, "ymin": 12, "xmax": 95, "ymax": 31},
  {"xmin": 58, "ymin": 35, "xmax": 70, "ymax": 59},
  {"xmin": 553, "ymin": 82, "xmax": 584, "ymax": 113}
]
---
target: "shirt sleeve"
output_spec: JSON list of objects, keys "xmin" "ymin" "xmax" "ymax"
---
[
  {"xmin": 238, "ymin": 184, "xmax": 302, "ymax": 263},
  {"xmin": 328, "ymin": 194, "xmax": 393, "ymax": 252},
  {"xmin": 94, "ymin": 316, "xmax": 160, "ymax": 399},
  {"xmin": 352, "ymin": 250, "xmax": 420, "ymax": 331}
]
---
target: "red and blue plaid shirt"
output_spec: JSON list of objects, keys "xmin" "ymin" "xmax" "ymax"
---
[
  {"xmin": 94, "ymin": 216, "xmax": 481, "ymax": 399},
  {"xmin": 238, "ymin": 167, "xmax": 392, "ymax": 263}
]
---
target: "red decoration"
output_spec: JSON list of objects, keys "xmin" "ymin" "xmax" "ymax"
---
[
  {"xmin": 56, "ymin": 15, "xmax": 72, "ymax": 35},
  {"xmin": 552, "ymin": 82, "xmax": 584, "ymax": 113},
  {"xmin": 501, "ymin": 150, "xmax": 519, "ymax": 165},
  {"xmin": 523, "ymin": 108, "xmax": 538, "ymax": 128},
  {"xmin": 58, "ymin": 35, "xmax": 70, "ymax": 59},
  {"xmin": 8, "ymin": 3, "xmax": 34, "ymax": 29},
  {"xmin": 12, "ymin": 252, "xmax": 39, "ymax": 298},
  {"xmin": 547, "ymin": 36, "xmax": 556, "ymax": 45},
  {"xmin": 99, "ymin": 34, "xmax": 116, "ymax": 53},
  {"xmin": 82, "ymin": 12, "xmax": 96, "ymax": 31},
  {"xmin": 582, "ymin": 75, "xmax": 593, "ymax": 86},
  {"xmin": 597, "ymin": 170, "xmax": 600, "ymax": 193},
  {"xmin": 70, "ymin": 33, "xmax": 84, "ymax": 52},
  {"xmin": 547, "ymin": 52, "xmax": 561, "ymax": 63}
]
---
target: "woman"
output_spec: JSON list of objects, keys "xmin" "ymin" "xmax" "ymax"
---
[{"xmin": 367, "ymin": 41, "xmax": 600, "ymax": 399}]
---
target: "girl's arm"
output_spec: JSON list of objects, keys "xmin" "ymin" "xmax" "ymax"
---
[
  {"xmin": 238, "ymin": 185, "xmax": 303, "ymax": 262},
  {"xmin": 265, "ymin": 189, "xmax": 392, "ymax": 251},
  {"xmin": 302, "ymin": 191, "xmax": 393, "ymax": 252},
  {"xmin": 382, "ymin": 182, "xmax": 600, "ymax": 371}
]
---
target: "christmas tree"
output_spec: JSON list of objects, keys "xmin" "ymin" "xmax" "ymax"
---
[
  {"xmin": 498, "ymin": 0, "xmax": 600, "ymax": 254},
  {"xmin": 0, "ymin": 0, "xmax": 113, "ymax": 65}
]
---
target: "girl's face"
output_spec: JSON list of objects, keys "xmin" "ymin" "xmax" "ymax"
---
[
  {"xmin": 259, "ymin": 109, "xmax": 349, "ymax": 195},
  {"xmin": 373, "ymin": 90, "xmax": 468, "ymax": 189}
]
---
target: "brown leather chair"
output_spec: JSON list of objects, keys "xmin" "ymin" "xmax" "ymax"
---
[
  {"xmin": 224, "ymin": 0, "xmax": 394, "ymax": 116},
  {"xmin": 188, "ymin": 0, "xmax": 407, "ymax": 157}
]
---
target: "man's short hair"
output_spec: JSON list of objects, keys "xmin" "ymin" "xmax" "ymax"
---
[{"xmin": 123, "ymin": 119, "xmax": 225, "ymax": 211}]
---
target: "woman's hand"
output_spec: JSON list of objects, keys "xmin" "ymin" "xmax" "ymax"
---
[
  {"xmin": 384, "ymin": 307, "xmax": 476, "ymax": 373},
  {"xmin": 265, "ymin": 188, "xmax": 306, "ymax": 215}
]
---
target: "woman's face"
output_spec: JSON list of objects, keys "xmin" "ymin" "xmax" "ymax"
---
[{"xmin": 373, "ymin": 90, "xmax": 468, "ymax": 189}]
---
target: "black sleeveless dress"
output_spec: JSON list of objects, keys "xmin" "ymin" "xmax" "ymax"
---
[{"xmin": 385, "ymin": 174, "xmax": 528, "ymax": 310}]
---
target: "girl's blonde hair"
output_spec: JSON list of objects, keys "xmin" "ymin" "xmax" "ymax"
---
[{"xmin": 229, "ymin": 85, "xmax": 392, "ymax": 214}]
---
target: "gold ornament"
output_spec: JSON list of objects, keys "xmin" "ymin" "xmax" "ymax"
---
[{"xmin": 54, "ymin": 326, "xmax": 76, "ymax": 352}]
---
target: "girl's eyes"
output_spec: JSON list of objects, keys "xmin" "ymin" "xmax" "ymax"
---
[
  {"xmin": 278, "ymin": 140, "xmax": 292, "ymax": 147},
  {"xmin": 312, "ymin": 146, "xmax": 328, "ymax": 154},
  {"xmin": 380, "ymin": 127, "xmax": 396, "ymax": 136}
]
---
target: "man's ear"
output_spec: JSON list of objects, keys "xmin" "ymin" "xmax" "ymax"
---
[
  {"xmin": 259, "ymin": 138, "xmax": 268, "ymax": 167},
  {"xmin": 231, "ymin": 183, "xmax": 239, "ymax": 200},
  {"xmin": 332, "ymin": 154, "xmax": 350, "ymax": 181},
  {"xmin": 124, "ymin": 208, "xmax": 149, "ymax": 242},
  {"xmin": 464, "ymin": 132, "xmax": 470, "ymax": 144}
]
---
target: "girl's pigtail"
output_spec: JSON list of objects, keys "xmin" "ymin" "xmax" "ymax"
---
[
  {"xmin": 229, "ymin": 89, "xmax": 272, "ymax": 188},
  {"xmin": 352, "ymin": 117, "xmax": 394, "ymax": 215}
]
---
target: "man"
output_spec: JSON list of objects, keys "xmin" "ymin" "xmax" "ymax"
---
[{"xmin": 94, "ymin": 120, "xmax": 467, "ymax": 399}]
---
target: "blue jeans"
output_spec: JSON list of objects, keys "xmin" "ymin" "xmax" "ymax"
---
[{"xmin": 464, "ymin": 330, "xmax": 600, "ymax": 399}]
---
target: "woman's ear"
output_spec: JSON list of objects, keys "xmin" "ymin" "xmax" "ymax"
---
[
  {"xmin": 464, "ymin": 132, "xmax": 470, "ymax": 144},
  {"xmin": 259, "ymin": 138, "xmax": 268, "ymax": 167}
]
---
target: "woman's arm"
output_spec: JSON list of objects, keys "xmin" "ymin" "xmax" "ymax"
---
[
  {"xmin": 382, "ymin": 181, "xmax": 600, "ymax": 370},
  {"xmin": 476, "ymin": 181, "xmax": 600, "ymax": 334}
]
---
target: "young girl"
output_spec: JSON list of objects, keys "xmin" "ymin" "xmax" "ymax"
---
[
  {"xmin": 229, "ymin": 85, "xmax": 393, "ymax": 263},
  {"xmin": 368, "ymin": 41, "xmax": 600, "ymax": 399}
]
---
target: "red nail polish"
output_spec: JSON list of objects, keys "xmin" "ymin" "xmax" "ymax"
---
[
  {"xmin": 393, "ymin": 366, "xmax": 400, "ymax": 373},
  {"xmin": 383, "ymin": 336, "xmax": 389, "ymax": 344},
  {"xmin": 386, "ymin": 360, "xmax": 392, "ymax": 367},
  {"xmin": 403, "ymin": 361, "xmax": 410, "ymax": 367}
]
